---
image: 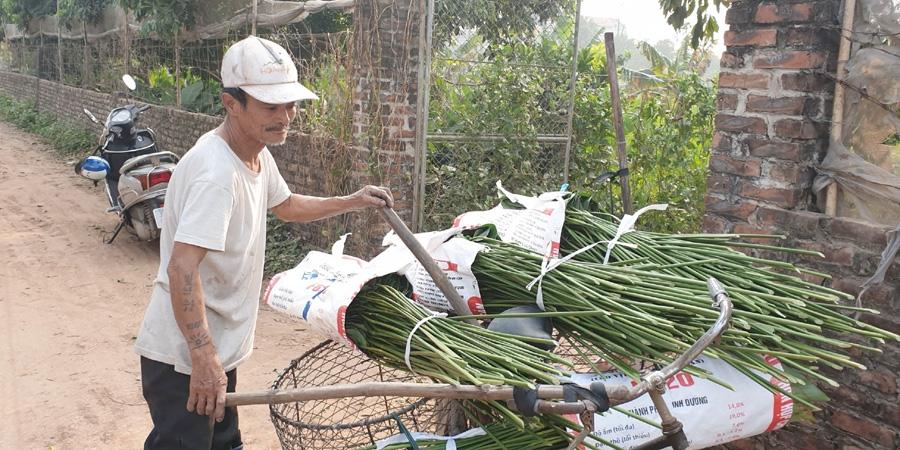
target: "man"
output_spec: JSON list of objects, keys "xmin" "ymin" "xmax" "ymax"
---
[{"xmin": 134, "ymin": 36, "xmax": 393, "ymax": 450}]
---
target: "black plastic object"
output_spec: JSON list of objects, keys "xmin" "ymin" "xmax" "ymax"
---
[{"xmin": 486, "ymin": 305, "xmax": 554, "ymax": 349}]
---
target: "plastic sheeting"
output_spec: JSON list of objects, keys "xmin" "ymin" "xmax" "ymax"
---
[
  {"xmin": 813, "ymin": 141, "xmax": 900, "ymax": 225},
  {"xmin": 3, "ymin": 0, "xmax": 354, "ymax": 42},
  {"xmin": 814, "ymin": 0, "xmax": 899, "ymax": 226}
]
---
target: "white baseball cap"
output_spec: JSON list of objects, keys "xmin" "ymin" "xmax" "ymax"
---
[{"xmin": 221, "ymin": 36, "xmax": 318, "ymax": 104}]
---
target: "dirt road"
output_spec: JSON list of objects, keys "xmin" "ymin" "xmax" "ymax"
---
[{"xmin": 0, "ymin": 121, "xmax": 317, "ymax": 449}]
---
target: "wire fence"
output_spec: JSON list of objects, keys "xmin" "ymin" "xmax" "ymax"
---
[
  {"xmin": 418, "ymin": 0, "xmax": 582, "ymax": 230},
  {"xmin": 3, "ymin": 0, "xmax": 705, "ymax": 240}
]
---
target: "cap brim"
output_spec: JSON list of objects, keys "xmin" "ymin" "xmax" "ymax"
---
[{"xmin": 241, "ymin": 82, "xmax": 318, "ymax": 104}]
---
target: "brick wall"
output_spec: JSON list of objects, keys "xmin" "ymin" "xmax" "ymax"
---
[
  {"xmin": 706, "ymin": 1, "xmax": 899, "ymax": 448},
  {"xmin": 0, "ymin": 69, "xmax": 407, "ymax": 254},
  {"xmin": 349, "ymin": 0, "xmax": 422, "ymax": 241}
]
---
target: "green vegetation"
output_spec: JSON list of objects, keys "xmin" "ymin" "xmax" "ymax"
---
[
  {"xmin": 133, "ymin": 66, "xmax": 222, "ymax": 115},
  {"xmin": 0, "ymin": 94, "xmax": 95, "ymax": 158},
  {"xmin": 57, "ymin": 0, "xmax": 110, "ymax": 28},
  {"xmin": 424, "ymin": 21, "xmax": 716, "ymax": 233},
  {"xmin": 264, "ymin": 213, "xmax": 311, "ymax": 277}
]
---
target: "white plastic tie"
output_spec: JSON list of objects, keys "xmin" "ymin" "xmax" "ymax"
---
[
  {"xmin": 330, "ymin": 233, "xmax": 351, "ymax": 256},
  {"xmin": 404, "ymin": 308, "xmax": 447, "ymax": 373},
  {"xmin": 526, "ymin": 240, "xmax": 608, "ymax": 310},
  {"xmin": 602, "ymin": 204, "xmax": 668, "ymax": 265}
]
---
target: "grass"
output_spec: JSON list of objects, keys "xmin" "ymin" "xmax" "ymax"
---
[{"xmin": 0, "ymin": 94, "xmax": 96, "ymax": 159}]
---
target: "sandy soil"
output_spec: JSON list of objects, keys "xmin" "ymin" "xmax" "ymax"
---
[{"xmin": 0, "ymin": 120, "xmax": 318, "ymax": 449}]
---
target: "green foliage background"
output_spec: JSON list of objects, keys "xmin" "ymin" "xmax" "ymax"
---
[{"xmin": 424, "ymin": 20, "xmax": 716, "ymax": 233}]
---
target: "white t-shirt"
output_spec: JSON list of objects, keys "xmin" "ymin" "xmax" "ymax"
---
[{"xmin": 134, "ymin": 131, "xmax": 292, "ymax": 375}]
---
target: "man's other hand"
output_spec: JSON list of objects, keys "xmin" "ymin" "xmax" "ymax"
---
[
  {"xmin": 351, "ymin": 185, "xmax": 394, "ymax": 209},
  {"xmin": 186, "ymin": 348, "xmax": 228, "ymax": 422}
]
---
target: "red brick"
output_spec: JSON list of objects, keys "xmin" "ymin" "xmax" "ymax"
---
[
  {"xmin": 747, "ymin": 139, "xmax": 802, "ymax": 160},
  {"xmin": 724, "ymin": 29, "xmax": 778, "ymax": 47},
  {"xmin": 821, "ymin": 382, "xmax": 871, "ymax": 410},
  {"xmin": 710, "ymin": 155, "xmax": 762, "ymax": 177},
  {"xmin": 785, "ymin": 28, "xmax": 835, "ymax": 47},
  {"xmin": 739, "ymin": 184, "xmax": 801, "ymax": 208},
  {"xmin": 830, "ymin": 410, "xmax": 897, "ymax": 448},
  {"xmin": 705, "ymin": 197, "xmax": 758, "ymax": 221},
  {"xmin": 717, "ymin": 93, "xmax": 739, "ymax": 111},
  {"xmin": 862, "ymin": 283, "xmax": 898, "ymax": 313},
  {"xmin": 774, "ymin": 119, "xmax": 821, "ymax": 139},
  {"xmin": 746, "ymin": 95, "xmax": 806, "ymax": 115},
  {"xmin": 824, "ymin": 245, "xmax": 856, "ymax": 266},
  {"xmin": 732, "ymin": 223, "xmax": 769, "ymax": 236},
  {"xmin": 720, "ymin": 52, "xmax": 744, "ymax": 69},
  {"xmin": 707, "ymin": 173, "xmax": 735, "ymax": 194},
  {"xmin": 755, "ymin": 3, "xmax": 814, "ymax": 23},
  {"xmin": 726, "ymin": 6, "xmax": 753, "ymax": 25},
  {"xmin": 828, "ymin": 217, "xmax": 889, "ymax": 250},
  {"xmin": 802, "ymin": 97, "xmax": 823, "ymax": 118},
  {"xmin": 781, "ymin": 73, "xmax": 832, "ymax": 92},
  {"xmin": 713, "ymin": 131, "xmax": 734, "ymax": 152},
  {"xmin": 856, "ymin": 369, "xmax": 898, "ymax": 395},
  {"xmin": 716, "ymin": 114, "xmax": 767, "ymax": 134},
  {"xmin": 702, "ymin": 214, "xmax": 732, "ymax": 233},
  {"xmin": 719, "ymin": 72, "xmax": 770, "ymax": 89},
  {"xmin": 757, "ymin": 207, "xmax": 822, "ymax": 239},
  {"xmin": 769, "ymin": 163, "xmax": 811, "ymax": 185},
  {"xmin": 753, "ymin": 51, "xmax": 827, "ymax": 69},
  {"xmin": 884, "ymin": 403, "xmax": 900, "ymax": 427}
]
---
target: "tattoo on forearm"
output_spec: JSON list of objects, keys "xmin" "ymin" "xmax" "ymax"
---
[
  {"xmin": 187, "ymin": 320, "xmax": 203, "ymax": 330},
  {"xmin": 188, "ymin": 330, "xmax": 211, "ymax": 350},
  {"xmin": 182, "ymin": 272, "xmax": 195, "ymax": 312}
]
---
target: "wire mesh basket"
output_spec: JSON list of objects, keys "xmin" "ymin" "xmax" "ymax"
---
[{"xmin": 269, "ymin": 340, "xmax": 457, "ymax": 450}]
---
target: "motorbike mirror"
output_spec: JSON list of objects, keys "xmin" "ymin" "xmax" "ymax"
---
[
  {"xmin": 122, "ymin": 74, "xmax": 137, "ymax": 91},
  {"xmin": 83, "ymin": 108, "xmax": 100, "ymax": 124}
]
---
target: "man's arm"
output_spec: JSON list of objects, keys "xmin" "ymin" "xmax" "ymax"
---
[
  {"xmin": 167, "ymin": 242, "xmax": 228, "ymax": 422},
  {"xmin": 271, "ymin": 185, "xmax": 393, "ymax": 223}
]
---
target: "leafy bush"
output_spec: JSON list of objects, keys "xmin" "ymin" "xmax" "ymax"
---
[
  {"xmin": 0, "ymin": 94, "xmax": 96, "ymax": 158},
  {"xmin": 425, "ymin": 21, "xmax": 716, "ymax": 233},
  {"xmin": 133, "ymin": 66, "xmax": 222, "ymax": 115}
]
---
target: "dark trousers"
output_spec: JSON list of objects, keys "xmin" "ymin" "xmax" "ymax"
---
[{"xmin": 141, "ymin": 357, "xmax": 243, "ymax": 450}]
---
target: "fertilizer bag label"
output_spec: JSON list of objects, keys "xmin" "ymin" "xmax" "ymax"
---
[
  {"xmin": 405, "ymin": 238, "xmax": 486, "ymax": 315},
  {"xmin": 263, "ymin": 233, "xmax": 412, "ymax": 346},
  {"xmin": 381, "ymin": 230, "xmax": 486, "ymax": 315},
  {"xmin": 452, "ymin": 181, "xmax": 566, "ymax": 257},
  {"xmin": 567, "ymin": 356, "xmax": 793, "ymax": 449},
  {"xmin": 263, "ymin": 251, "xmax": 374, "ymax": 346}
]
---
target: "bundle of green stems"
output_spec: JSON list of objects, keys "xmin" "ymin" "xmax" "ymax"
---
[
  {"xmin": 468, "ymin": 235, "xmax": 898, "ymax": 409},
  {"xmin": 345, "ymin": 283, "xmax": 573, "ymax": 426}
]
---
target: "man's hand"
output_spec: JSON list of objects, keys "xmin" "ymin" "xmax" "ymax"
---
[
  {"xmin": 350, "ymin": 185, "xmax": 394, "ymax": 209},
  {"xmin": 271, "ymin": 186, "xmax": 395, "ymax": 222},
  {"xmin": 187, "ymin": 346, "xmax": 228, "ymax": 422}
]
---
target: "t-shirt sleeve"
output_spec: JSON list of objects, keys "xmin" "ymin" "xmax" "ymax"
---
[
  {"xmin": 264, "ymin": 151, "xmax": 292, "ymax": 209},
  {"xmin": 173, "ymin": 180, "xmax": 234, "ymax": 252}
]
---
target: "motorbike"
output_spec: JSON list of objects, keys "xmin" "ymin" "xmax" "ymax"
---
[{"xmin": 75, "ymin": 74, "xmax": 180, "ymax": 244}]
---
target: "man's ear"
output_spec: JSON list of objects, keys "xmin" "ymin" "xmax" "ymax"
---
[{"xmin": 221, "ymin": 92, "xmax": 240, "ymax": 115}]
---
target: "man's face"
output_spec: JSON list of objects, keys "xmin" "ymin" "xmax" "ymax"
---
[{"xmin": 224, "ymin": 92, "xmax": 297, "ymax": 146}]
